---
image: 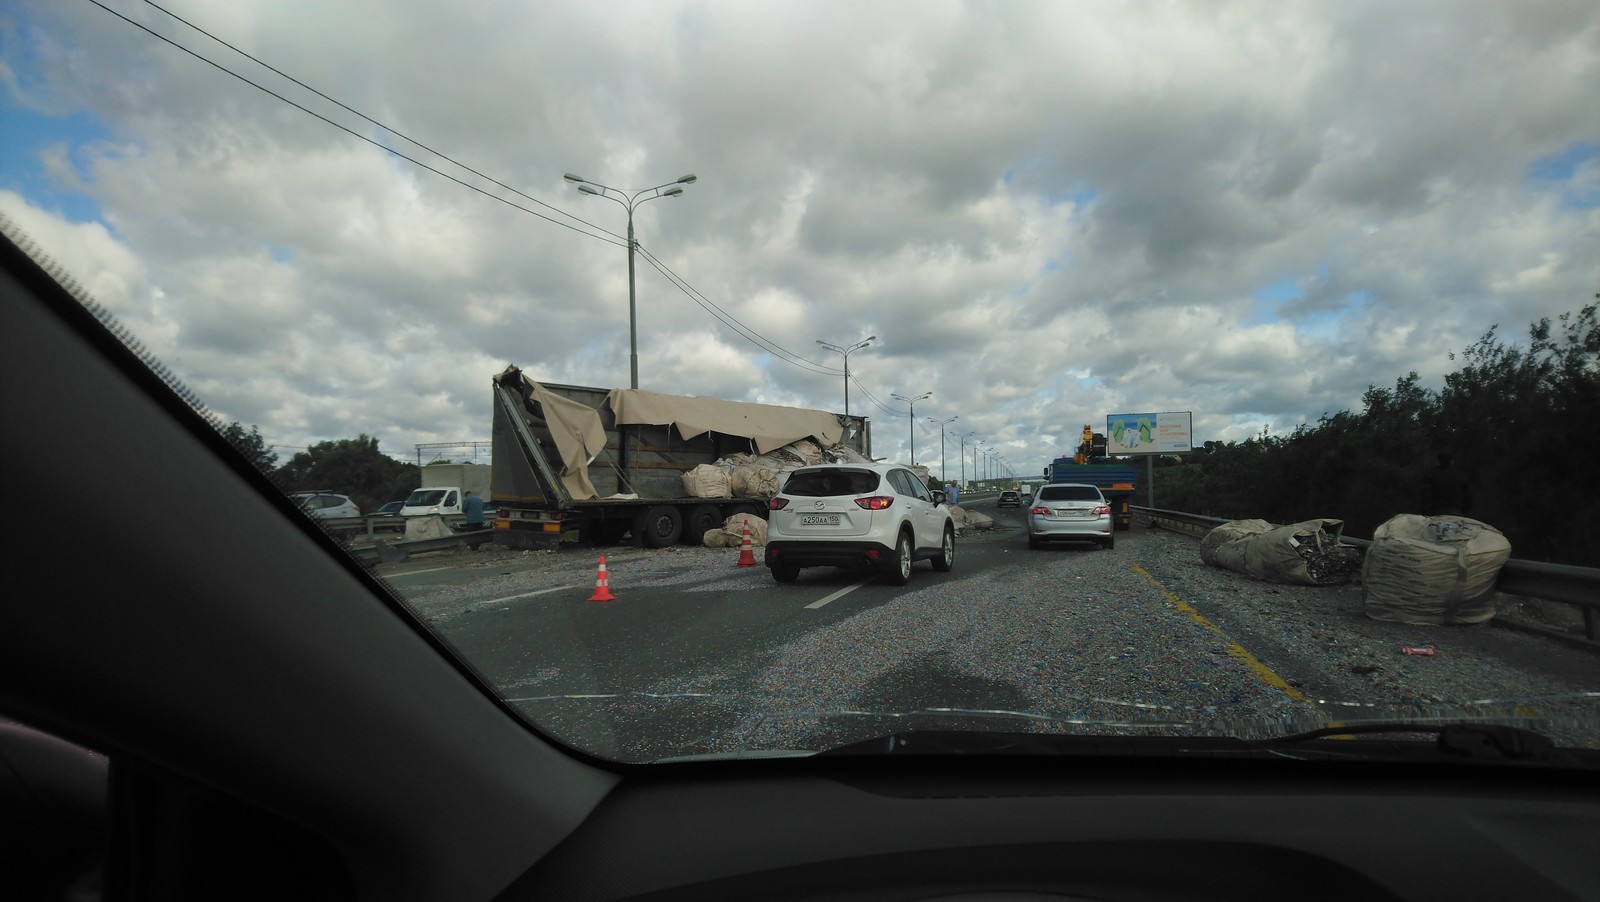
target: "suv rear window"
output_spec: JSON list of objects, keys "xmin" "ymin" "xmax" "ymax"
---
[
  {"xmin": 784, "ymin": 469, "xmax": 881, "ymax": 497},
  {"xmin": 1037, "ymin": 485, "xmax": 1101, "ymax": 501}
]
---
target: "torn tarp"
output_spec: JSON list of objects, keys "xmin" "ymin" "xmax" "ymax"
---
[{"xmin": 1201, "ymin": 518, "xmax": 1362, "ymax": 586}]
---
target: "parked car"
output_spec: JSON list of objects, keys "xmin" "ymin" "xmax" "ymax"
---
[
  {"xmin": 997, "ymin": 490, "xmax": 1022, "ymax": 508},
  {"xmin": 289, "ymin": 491, "xmax": 361, "ymax": 519},
  {"xmin": 374, "ymin": 501, "xmax": 405, "ymax": 517},
  {"xmin": 765, "ymin": 463, "xmax": 955, "ymax": 585},
  {"xmin": 1027, "ymin": 483, "xmax": 1114, "ymax": 550}
]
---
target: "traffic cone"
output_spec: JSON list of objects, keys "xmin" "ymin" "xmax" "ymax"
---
[
  {"xmin": 587, "ymin": 554, "xmax": 617, "ymax": 602},
  {"xmin": 735, "ymin": 519, "xmax": 758, "ymax": 568}
]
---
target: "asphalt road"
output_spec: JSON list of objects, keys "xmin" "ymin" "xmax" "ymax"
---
[{"xmin": 386, "ymin": 497, "xmax": 1600, "ymax": 760}]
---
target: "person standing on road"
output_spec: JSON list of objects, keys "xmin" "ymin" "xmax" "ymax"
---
[
  {"xmin": 948, "ymin": 480, "xmax": 959, "ymax": 507},
  {"xmin": 1422, "ymin": 452, "xmax": 1472, "ymax": 516},
  {"xmin": 462, "ymin": 490, "xmax": 486, "ymax": 529}
]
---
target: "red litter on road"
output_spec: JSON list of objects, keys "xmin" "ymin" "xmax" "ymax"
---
[{"xmin": 1400, "ymin": 645, "xmax": 1436, "ymax": 656}]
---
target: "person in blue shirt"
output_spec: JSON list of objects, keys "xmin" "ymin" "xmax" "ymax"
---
[{"xmin": 462, "ymin": 490, "xmax": 486, "ymax": 528}]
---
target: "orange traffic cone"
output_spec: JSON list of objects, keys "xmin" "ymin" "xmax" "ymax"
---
[
  {"xmin": 735, "ymin": 519, "xmax": 758, "ymax": 568},
  {"xmin": 587, "ymin": 554, "xmax": 617, "ymax": 602}
]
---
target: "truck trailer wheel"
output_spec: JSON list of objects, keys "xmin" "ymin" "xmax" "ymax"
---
[
  {"xmin": 633, "ymin": 506, "xmax": 683, "ymax": 548},
  {"xmin": 729, "ymin": 502, "xmax": 766, "ymax": 523},
  {"xmin": 684, "ymin": 504, "xmax": 722, "ymax": 545}
]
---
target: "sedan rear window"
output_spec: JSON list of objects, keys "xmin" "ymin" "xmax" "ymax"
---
[
  {"xmin": 784, "ymin": 469, "xmax": 881, "ymax": 497},
  {"xmin": 1037, "ymin": 486, "xmax": 1101, "ymax": 502}
]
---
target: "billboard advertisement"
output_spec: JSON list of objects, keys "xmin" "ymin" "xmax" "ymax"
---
[{"xmin": 1105, "ymin": 411, "xmax": 1193, "ymax": 454}]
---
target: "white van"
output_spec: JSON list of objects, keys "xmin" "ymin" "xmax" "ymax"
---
[{"xmin": 400, "ymin": 486, "xmax": 462, "ymax": 517}]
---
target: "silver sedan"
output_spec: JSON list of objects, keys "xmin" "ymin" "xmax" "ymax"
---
[{"xmin": 1027, "ymin": 483, "xmax": 1114, "ymax": 550}]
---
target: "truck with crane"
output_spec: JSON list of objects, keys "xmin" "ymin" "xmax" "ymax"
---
[{"xmin": 1044, "ymin": 424, "xmax": 1139, "ymax": 531}]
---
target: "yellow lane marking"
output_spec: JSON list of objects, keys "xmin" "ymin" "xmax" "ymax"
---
[{"xmin": 1131, "ymin": 563, "xmax": 1311, "ymax": 705}]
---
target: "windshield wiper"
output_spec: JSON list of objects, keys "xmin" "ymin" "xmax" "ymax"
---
[
  {"xmin": 818, "ymin": 721, "xmax": 1600, "ymax": 767},
  {"xmin": 1260, "ymin": 722, "xmax": 1560, "ymax": 762}
]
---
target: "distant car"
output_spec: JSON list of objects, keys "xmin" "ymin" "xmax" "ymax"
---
[
  {"xmin": 290, "ymin": 491, "xmax": 362, "ymax": 519},
  {"xmin": 765, "ymin": 462, "xmax": 955, "ymax": 586},
  {"xmin": 1027, "ymin": 483, "xmax": 1114, "ymax": 550},
  {"xmin": 374, "ymin": 501, "xmax": 405, "ymax": 517},
  {"xmin": 997, "ymin": 490, "xmax": 1022, "ymax": 507}
]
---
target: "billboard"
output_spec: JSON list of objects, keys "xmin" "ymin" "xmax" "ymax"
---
[{"xmin": 1105, "ymin": 411, "xmax": 1193, "ymax": 454}]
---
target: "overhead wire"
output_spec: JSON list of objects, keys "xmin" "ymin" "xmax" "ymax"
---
[
  {"xmin": 97, "ymin": 0, "xmax": 903, "ymax": 407},
  {"xmin": 89, "ymin": 0, "xmax": 628, "ymax": 249},
  {"xmin": 634, "ymin": 245, "xmax": 845, "ymax": 377},
  {"xmin": 847, "ymin": 374, "xmax": 910, "ymax": 418},
  {"xmin": 136, "ymin": 0, "xmax": 625, "ymax": 244}
]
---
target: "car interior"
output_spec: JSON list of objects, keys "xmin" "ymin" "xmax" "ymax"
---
[{"xmin": 5, "ymin": 228, "xmax": 1600, "ymax": 900}]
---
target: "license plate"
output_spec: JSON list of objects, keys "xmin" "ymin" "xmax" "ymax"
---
[{"xmin": 801, "ymin": 514, "xmax": 840, "ymax": 526}]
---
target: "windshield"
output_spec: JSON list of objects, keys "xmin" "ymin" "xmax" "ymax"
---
[
  {"xmin": 1037, "ymin": 486, "xmax": 1101, "ymax": 503},
  {"xmin": 784, "ymin": 469, "xmax": 880, "ymax": 497},
  {"xmin": 3, "ymin": 1, "xmax": 1595, "ymax": 765}
]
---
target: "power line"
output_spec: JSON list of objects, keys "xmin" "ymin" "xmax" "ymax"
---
[
  {"xmin": 138, "ymin": 0, "xmax": 625, "ymax": 244},
  {"xmin": 97, "ymin": 0, "xmax": 911, "ymax": 419},
  {"xmin": 848, "ymin": 373, "xmax": 912, "ymax": 418},
  {"xmin": 634, "ymin": 245, "xmax": 845, "ymax": 377},
  {"xmin": 89, "ymin": 0, "xmax": 628, "ymax": 249}
]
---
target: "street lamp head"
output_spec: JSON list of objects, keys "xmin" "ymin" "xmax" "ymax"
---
[
  {"xmin": 677, "ymin": 174, "xmax": 698, "ymax": 184},
  {"xmin": 577, "ymin": 184, "xmax": 601, "ymax": 196},
  {"xmin": 662, "ymin": 186, "xmax": 684, "ymax": 197},
  {"xmin": 563, "ymin": 173, "xmax": 585, "ymax": 184}
]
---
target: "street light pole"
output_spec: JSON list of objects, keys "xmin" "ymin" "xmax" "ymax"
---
[
  {"xmin": 928, "ymin": 416, "xmax": 957, "ymax": 483},
  {"xmin": 564, "ymin": 172, "xmax": 697, "ymax": 389},
  {"xmin": 816, "ymin": 336, "xmax": 875, "ymax": 418},
  {"xmin": 890, "ymin": 391, "xmax": 933, "ymax": 465}
]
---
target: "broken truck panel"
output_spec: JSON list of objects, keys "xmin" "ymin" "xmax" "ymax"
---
[{"xmin": 489, "ymin": 366, "xmax": 872, "ymax": 550}]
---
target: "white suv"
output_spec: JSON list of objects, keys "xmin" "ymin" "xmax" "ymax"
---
[{"xmin": 765, "ymin": 463, "xmax": 956, "ymax": 585}]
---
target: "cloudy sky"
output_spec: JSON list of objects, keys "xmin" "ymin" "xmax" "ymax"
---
[{"xmin": 3, "ymin": 0, "xmax": 1596, "ymax": 479}]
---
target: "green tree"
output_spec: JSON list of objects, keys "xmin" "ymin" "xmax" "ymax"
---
[
  {"xmin": 1167, "ymin": 304, "xmax": 1597, "ymax": 565},
  {"xmin": 275, "ymin": 435, "xmax": 420, "ymax": 515},
  {"xmin": 218, "ymin": 421, "xmax": 277, "ymax": 473}
]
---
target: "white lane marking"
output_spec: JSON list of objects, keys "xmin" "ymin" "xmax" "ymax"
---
[
  {"xmin": 805, "ymin": 580, "xmax": 869, "ymax": 609},
  {"xmin": 479, "ymin": 585, "xmax": 579, "ymax": 606},
  {"xmin": 385, "ymin": 566, "xmax": 453, "ymax": 578}
]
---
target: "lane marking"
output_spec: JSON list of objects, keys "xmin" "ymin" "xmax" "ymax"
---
[
  {"xmin": 1130, "ymin": 564, "xmax": 1311, "ymax": 704},
  {"xmin": 806, "ymin": 580, "xmax": 870, "ymax": 609},
  {"xmin": 478, "ymin": 585, "xmax": 579, "ymax": 606},
  {"xmin": 385, "ymin": 565, "xmax": 453, "ymax": 578}
]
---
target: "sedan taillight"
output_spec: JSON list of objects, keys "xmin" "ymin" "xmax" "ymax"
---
[
  {"xmin": 769, "ymin": 497, "xmax": 790, "ymax": 510},
  {"xmin": 1093, "ymin": 504, "xmax": 1111, "ymax": 515},
  {"xmin": 854, "ymin": 496, "xmax": 894, "ymax": 510},
  {"xmin": 1030, "ymin": 506, "xmax": 1052, "ymax": 516}
]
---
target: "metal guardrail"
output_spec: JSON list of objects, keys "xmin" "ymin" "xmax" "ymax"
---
[
  {"xmin": 319, "ymin": 513, "xmax": 477, "ymax": 538},
  {"xmin": 1132, "ymin": 506, "xmax": 1600, "ymax": 649},
  {"xmin": 348, "ymin": 526, "xmax": 493, "ymax": 566}
]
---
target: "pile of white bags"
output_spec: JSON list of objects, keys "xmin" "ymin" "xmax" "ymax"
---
[
  {"xmin": 1362, "ymin": 515, "xmax": 1512, "ymax": 625},
  {"xmin": 681, "ymin": 463, "xmax": 732, "ymax": 498},
  {"xmin": 702, "ymin": 513, "xmax": 768, "ymax": 548},
  {"xmin": 1200, "ymin": 518, "xmax": 1362, "ymax": 586}
]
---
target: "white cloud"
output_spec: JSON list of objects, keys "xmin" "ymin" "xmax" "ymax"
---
[{"xmin": 2, "ymin": 0, "xmax": 1597, "ymax": 475}]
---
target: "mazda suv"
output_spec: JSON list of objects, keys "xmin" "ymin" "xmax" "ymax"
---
[{"xmin": 766, "ymin": 463, "xmax": 956, "ymax": 585}]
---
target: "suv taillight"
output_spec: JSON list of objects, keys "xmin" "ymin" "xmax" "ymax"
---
[
  {"xmin": 854, "ymin": 496, "xmax": 894, "ymax": 510},
  {"xmin": 769, "ymin": 497, "xmax": 790, "ymax": 510}
]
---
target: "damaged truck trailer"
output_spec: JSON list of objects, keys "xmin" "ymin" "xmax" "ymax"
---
[{"xmin": 489, "ymin": 366, "xmax": 873, "ymax": 550}]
